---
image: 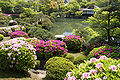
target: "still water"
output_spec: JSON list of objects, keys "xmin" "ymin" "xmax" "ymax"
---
[{"xmin": 50, "ymin": 18, "xmax": 87, "ymax": 36}]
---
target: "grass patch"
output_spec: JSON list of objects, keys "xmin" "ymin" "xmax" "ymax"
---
[{"xmin": 68, "ymin": 52, "xmax": 85, "ymax": 58}]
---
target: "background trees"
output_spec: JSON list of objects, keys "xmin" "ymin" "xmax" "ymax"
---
[{"xmin": 87, "ymin": 0, "xmax": 120, "ymax": 44}]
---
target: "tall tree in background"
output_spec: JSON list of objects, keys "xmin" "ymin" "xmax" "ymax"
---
[{"xmin": 87, "ymin": 0, "xmax": 120, "ymax": 44}]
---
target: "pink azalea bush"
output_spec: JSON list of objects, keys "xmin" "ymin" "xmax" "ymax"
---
[
  {"xmin": 89, "ymin": 45, "xmax": 120, "ymax": 59},
  {"xmin": 63, "ymin": 35, "xmax": 83, "ymax": 52},
  {"xmin": 10, "ymin": 31, "xmax": 29, "ymax": 39},
  {"xmin": 0, "ymin": 38, "xmax": 37, "ymax": 71},
  {"xmin": 65, "ymin": 56, "xmax": 120, "ymax": 80}
]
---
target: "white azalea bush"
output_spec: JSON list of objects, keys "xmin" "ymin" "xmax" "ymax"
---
[
  {"xmin": 65, "ymin": 56, "xmax": 120, "ymax": 80},
  {"xmin": 0, "ymin": 25, "xmax": 25, "ymax": 36},
  {"xmin": 0, "ymin": 38, "xmax": 37, "ymax": 71}
]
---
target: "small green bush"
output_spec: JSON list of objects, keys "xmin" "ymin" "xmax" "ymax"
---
[
  {"xmin": 0, "ymin": 34, "xmax": 4, "ymax": 41},
  {"xmin": 65, "ymin": 54, "xmax": 74, "ymax": 62},
  {"xmin": 73, "ymin": 55, "xmax": 87, "ymax": 65},
  {"xmin": 45, "ymin": 57, "xmax": 75, "ymax": 80}
]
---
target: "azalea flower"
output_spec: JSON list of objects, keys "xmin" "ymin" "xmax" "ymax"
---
[
  {"xmin": 81, "ymin": 73, "xmax": 91, "ymax": 79},
  {"xmin": 66, "ymin": 72, "xmax": 73, "ymax": 77},
  {"xmin": 89, "ymin": 69, "xmax": 97, "ymax": 74},
  {"xmin": 109, "ymin": 65, "xmax": 117, "ymax": 71},
  {"xmin": 90, "ymin": 58, "xmax": 97, "ymax": 63},
  {"xmin": 100, "ymin": 55, "xmax": 107, "ymax": 60},
  {"xmin": 96, "ymin": 63, "xmax": 103, "ymax": 69},
  {"xmin": 103, "ymin": 76, "xmax": 107, "ymax": 80},
  {"xmin": 117, "ymin": 64, "xmax": 120, "ymax": 68}
]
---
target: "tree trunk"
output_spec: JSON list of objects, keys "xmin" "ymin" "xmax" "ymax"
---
[{"xmin": 107, "ymin": 29, "xmax": 111, "ymax": 44}]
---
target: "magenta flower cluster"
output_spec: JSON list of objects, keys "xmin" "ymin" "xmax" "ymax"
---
[
  {"xmin": 10, "ymin": 31, "xmax": 29, "ymax": 39},
  {"xmin": 89, "ymin": 46, "xmax": 120, "ymax": 59},
  {"xmin": 28, "ymin": 39, "xmax": 68, "ymax": 59},
  {"xmin": 63, "ymin": 35, "xmax": 83, "ymax": 52}
]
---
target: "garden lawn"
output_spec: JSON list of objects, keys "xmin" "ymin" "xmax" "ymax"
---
[{"xmin": 69, "ymin": 52, "xmax": 85, "ymax": 58}]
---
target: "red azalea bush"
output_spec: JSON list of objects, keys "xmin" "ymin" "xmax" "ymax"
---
[
  {"xmin": 10, "ymin": 31, "xmax": 29, "ymax": 39},
  {"xmin": 63, "ymin": 35, "xmax": 83, "ymax": 52},
  {"xmin": 89, "ymin": 45, "xmax": 120, "ymax": 59}
]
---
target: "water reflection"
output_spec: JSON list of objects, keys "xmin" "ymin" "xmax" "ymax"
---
[{"xmin": 50, "ymin": 18, "xmax": 87, "ymax": 36}]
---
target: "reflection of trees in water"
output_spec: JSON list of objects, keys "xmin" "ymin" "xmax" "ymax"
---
[{"xmin": 50, "ymin": 18, "xmax": 87, "ymax": 35}]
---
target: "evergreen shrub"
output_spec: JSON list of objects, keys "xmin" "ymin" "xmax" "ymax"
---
[
  {"xmin": 65, "ymin": 54, "xmax": 74, "ymax": 62},
  {"xmin": 0, "ymin": 34, "xmax": 4, "ymax": 41},
  {"xmin": 73, "ymin": 55, "xmax": 87, "ymax": 65},
  {"xmin": 45, "ymin": 57, "xmax": 75, "ymax": 80}
]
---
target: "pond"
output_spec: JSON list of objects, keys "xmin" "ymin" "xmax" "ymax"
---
[{"xmin": 50, "ymin": 18, "xmax": 88, "ymax": 36}]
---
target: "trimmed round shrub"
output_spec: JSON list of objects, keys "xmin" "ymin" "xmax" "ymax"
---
[
  {"xmin": 73, "ymin": 55, "xmax": 87, "ymax": 65},
  {"xmin": 89, "ymin": 45, "xmax": 120, "ymax": 59},
  {"xmin": 10, "ymin": 31, "xmax": 29, "ymax": 39},
  {"xmin": 45, "ymin": 57, "xmax": 75, "ymax": 80},
  {"xmin": 0, "ymin": 34, "xmax": 4, "ymax": 41},
  {"xmin": 0, "ymin": 38, "xmax": 37, "ymax": 71},
  {"xmin": 65, "ymin": 56, "xmax": 120, "ymax": 80},
  {"xmin": 36, "ymin": 40, "xmax": 68, "ymax": 60},
  {"xmin": 63, "ymin": 35, "xmax": 83, "ymax": 52},
  {"xmin": 65, "ymin": 54, "xmax": 74, "ymax": 62}
]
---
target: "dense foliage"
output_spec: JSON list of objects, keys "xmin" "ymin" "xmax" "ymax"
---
[
  {"xmin": 74, "ymin": 27, "xmax": 103, "ymax": 45},
  {"xmin": 86, "ymin": 0, "xmax": 120, "ymax": 44},
  {"xmin": 10, "ymin": 31, "xmax": 29, "ymax": 39},
  {"xmin": 65, "ymin": 56, "xmax": 120, "ymax": 80},
  {"xmin": 89, "ymin": 45, "xmax": 120, "ymax": 59},
  {"xmin": 0, "ymin": 38, "xmax": 37, "ymax": 71},
  {"xmin": 0, "ymin": 34, "xmax": 4, "ymax": 41},
  {"xmin": 63, "ymin": 35, "xmax": 83, "ymax": 52},
  {"xmin": 28, "ymin": 27, "xmax": 55, "ymax": 41},
  {"xmin": 45, "ymin": 57, "xmax": 75, "ymax": 80},
  {"xmin": 82, "ymin": 41, "xmax": 106, "ymax": 56},
  {"xmin": 0, "ymin": 14, "xmax": 12, "ymax": 27}
]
